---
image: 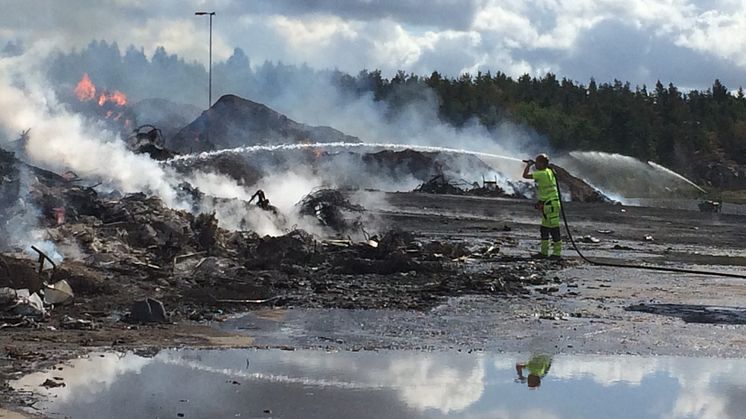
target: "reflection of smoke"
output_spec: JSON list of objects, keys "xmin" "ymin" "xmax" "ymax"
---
[
  {"xmin": 663, "ymin": 357, "xmax": 746, "ymax": 419},
  {"xmin": 243, "ymin": 349, "xmax": 487, "ymax": 414},
  {"xmin": 456, "ymin": 408, "xmax": 562, "ymax": 419},
  {"xmin": 15, "ymin": 349, "xmax": 746, "ymax": 419}
]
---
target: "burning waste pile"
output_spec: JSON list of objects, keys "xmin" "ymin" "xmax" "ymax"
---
[{"xmin": 0, "ymin": 79, "xmax": 574, "ymax": 330}]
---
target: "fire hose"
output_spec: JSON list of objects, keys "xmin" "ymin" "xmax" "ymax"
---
[{"xmin": 550, "ymin": 166, "xmax": 746, "ymax": 279}]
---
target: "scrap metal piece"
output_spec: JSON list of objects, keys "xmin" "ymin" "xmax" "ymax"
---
[
  {"xmin": 30, "ymin": 245, "xmax": 56, "ymax": 275},
  {"xmin": 44, "ymin": 279, "xmax": 74, "ymax": 305}
]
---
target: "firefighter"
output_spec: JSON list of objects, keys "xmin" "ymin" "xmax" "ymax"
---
[{"xmin": 522, "ymin": 154, "xmax": 562, "ymax": 259}]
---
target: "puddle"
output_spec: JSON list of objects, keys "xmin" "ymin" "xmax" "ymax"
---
[{"xmin": 10, "ymin": 349, "xmax": 746, "ymax": 419}]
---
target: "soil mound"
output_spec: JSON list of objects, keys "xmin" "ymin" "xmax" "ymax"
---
[{"xmin": 168, "ymin": 94, "xmax": 360, "ymax": 153}]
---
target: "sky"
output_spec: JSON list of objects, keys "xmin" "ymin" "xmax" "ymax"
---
[{"xmin": 1, "ymin": 0, "xmax": 746, "ymax": 90}]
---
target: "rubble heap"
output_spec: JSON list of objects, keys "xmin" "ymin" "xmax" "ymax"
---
[
  {"xmin": 298, "ymin": 189, "xmax": 366, "ymax": 233},
  {"xmin": 0, "ymin": 147, "xmax": 563, "ymax": 329}
]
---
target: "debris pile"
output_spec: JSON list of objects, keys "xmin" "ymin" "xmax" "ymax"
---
[
  {"xmin": 127, "ymin": 124, "xmax": 175, "ymax": 161},
  {"xmin": 414, "ymin": 174, "xmax": 469, "ymax": 195},
  {"xmin": 0, "ymin": 143, "xmax": 564, "ymax": 327},
  {"xmin": 172, "ymin": 153, "xmax": 263, "ymax": 187},
  {"xmin": 550, "ymin": 164, "xmax": 610, "ymax": 203},
  {"xmin": 298, "ymin": 189, "xmax": 365, "ymax": 233},
  {"xmin": 413, "ymin": 163, "xmax": 609, "ymax": 202},
  {"xmin": 0, "ymin": 252, "xmax": 77, "ymax": 328},
  {"xmin": 362, "ymin": 149, "xmax": 447, "ymax": 180}
]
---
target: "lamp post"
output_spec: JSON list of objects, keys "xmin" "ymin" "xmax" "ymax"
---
[{"xmin": 195, "ymin": 11, "xmax": 215, "ymax": 109}]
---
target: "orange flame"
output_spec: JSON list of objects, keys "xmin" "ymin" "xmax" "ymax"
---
[
  {"xmin": 75, "ymin": 73, "xmax": 128, "ymax": 108},
  {"xmin": 98, "ymin": 90, "xmax": 128, "ymax": 107},
  {"xmin": 74, "ymin": 73, "xmax": 96, "ymax": 101},
  {"xmin": 109, "ymin": 90, "xmax": 128, "ymax": 106}
]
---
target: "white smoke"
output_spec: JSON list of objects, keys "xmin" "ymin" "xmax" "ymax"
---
[
  {"xmin": 252, "ymin": 71, "xmax": 543, "ymax": 163},
  {"xmin": 0, "ymin": 43, "xmax": 186, "ymax": 209},
  {"xmin": 0, "ymin": 42, "xmax": 319, "ymax": 244},
  {"xmin": 0, "ymin": 39, "xmax": 546, "ymax": 244}
]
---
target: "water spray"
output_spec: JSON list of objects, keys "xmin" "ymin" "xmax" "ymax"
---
[
  {"xmin": 166, "ymin": 141, "xmax": 524, "ymax": 164},
  {"xmin": 647, "ymin": 161, "xmax": 706, "ymax": 194}
]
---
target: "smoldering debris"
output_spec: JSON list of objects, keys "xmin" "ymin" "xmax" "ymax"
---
[
  {"xmin": 413, "ymin": 162, "xmax": 609, "ymax": 202},
  {"xmin": 127, "ymin": 125, "xmax": 175, "ymax": 161},
  {"xmin": 0, "ymin": 89, "xmax": 576, "ymax": 331},
  {"xmin": 414, "ymin": 174, "xmax": 471, "ymax": 195},
  {"xmin": 297, "ymin": 189, "xmax": 365, "ymax": 233},
  {"xmin": 0, "ymin": 147, "xmax": 565, "ymax": 327}
]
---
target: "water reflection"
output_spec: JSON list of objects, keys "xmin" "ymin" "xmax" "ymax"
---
[
  {"xmin": 10, "ymin": 350, "xmax": 746, "ymax": 419},
  {"xmin": 515, "ymin": 354, "xmax": 552, "ymax": 389}
]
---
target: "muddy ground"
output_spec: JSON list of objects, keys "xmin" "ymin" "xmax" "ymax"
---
[{"xmin": 2, "ymin": 192, "xmax": 746, "ymax": 414}]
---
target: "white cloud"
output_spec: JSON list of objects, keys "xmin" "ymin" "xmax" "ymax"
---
[
  {"xmin": 10, "ymin": 353, "xmax": 152, "ymax": 402},
  {"xmin": 678, "ymin": 9, "xmax": 746, "ymax": 65},
  {"xmin": 1, "ymin": 0, "xmax": 745, "ymax": 93},
  {"xmin": 551, "ymin": 355, "xmax": 660, "ymax": 386}
]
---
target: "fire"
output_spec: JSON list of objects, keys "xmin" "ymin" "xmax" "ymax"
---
[
  {"xmin": 109, "ymin": 90, "xmax": 127, "ymax": 106},
  {"xmin": 98, "ymin": 90, "xmax": 128, "ymax": 107},
  {"xmin": 74, "ymin": 73, "xmax": 96, "ymax": 101},
  {"xmin": 75, "ymin": 73, "xmax": 128, "ymax": 107}
]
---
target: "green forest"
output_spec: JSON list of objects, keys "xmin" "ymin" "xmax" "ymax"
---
[{"xmin": 333, "ymin": 70, "xmax": 746, "ymax": 169}]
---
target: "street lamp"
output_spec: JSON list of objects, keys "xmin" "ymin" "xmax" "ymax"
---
[{"xmin": 195, "ymin": 11, "xmax": 215, "ymax": 109}]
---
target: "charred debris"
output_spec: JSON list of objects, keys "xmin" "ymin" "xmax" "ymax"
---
[
  {"xmin": 0, "ymin": 93, "xmax": 594, "ymax": 328},
  {"xmin": 0, "ymin": 143, "xmax": 567, "ymax": 329}
]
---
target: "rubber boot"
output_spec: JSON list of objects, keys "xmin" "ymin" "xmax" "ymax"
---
[
  {"xmin": 550, "ymin": 240, "xmax": 562, "ymax": 259},
  {"xmin": 540, "ymin": 240, "xmax": 550, "ymax": 257}
]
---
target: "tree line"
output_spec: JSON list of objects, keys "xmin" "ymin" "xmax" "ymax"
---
[{"xmin": 333, "ymin": 70, "xmax": 746, "ymax": 169}]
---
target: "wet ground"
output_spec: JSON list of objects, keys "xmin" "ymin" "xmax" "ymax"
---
[
  {"xmin": 11, "ymin": 348, "xmax": 746, "ymax": 419},
  {"xmin": 2, "ymin": 192, "xmax": 746, "ymax": 417}
]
